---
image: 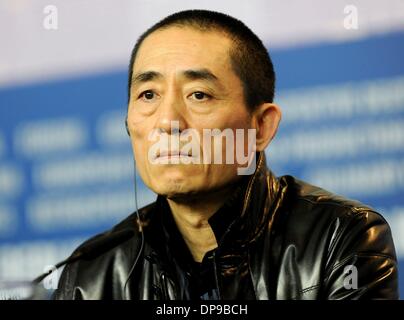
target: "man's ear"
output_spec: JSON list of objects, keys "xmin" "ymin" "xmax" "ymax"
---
[{"xmin": 252, "ymin": 102, "xmax": 281, "ymax": 152}]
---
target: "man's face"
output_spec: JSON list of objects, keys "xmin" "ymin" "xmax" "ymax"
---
[{"xmin": 127, "ymin": 26, "xmax": 254, "ymax": 198}]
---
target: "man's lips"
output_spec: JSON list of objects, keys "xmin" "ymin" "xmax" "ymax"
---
[{"xmin": 153, "ymin": 150, "xmax": 193, "ymax": 161}]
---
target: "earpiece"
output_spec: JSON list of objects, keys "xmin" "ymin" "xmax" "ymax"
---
[
  {"xmin": 122, "ymin": 159, "xmax": 144, "ymax": 299},
  {"xmin": 122, "ymin": 117, "xmax": 144, "ymax": 299},
  {"xmin": 125, "ymin": 118, "xmax": 130, "ymax": 136}
]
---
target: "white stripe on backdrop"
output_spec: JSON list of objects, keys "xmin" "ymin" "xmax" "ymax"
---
[{"xmin": 1, "ymin": 0, "xmax": 404, "ymax": 88}]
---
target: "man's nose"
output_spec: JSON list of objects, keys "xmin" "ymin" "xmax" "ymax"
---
[{"xmin": 155, "ymin": 92, "xmax": 187, "ymax": 134}]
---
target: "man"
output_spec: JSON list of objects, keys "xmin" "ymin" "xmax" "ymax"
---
[{"xmin": 53, "ymin": 9, "xmax": 398, "ymax": 300}]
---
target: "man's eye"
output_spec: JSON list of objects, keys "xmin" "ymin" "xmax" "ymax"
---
[
  {"xmin": 139, "ymin": 90, "xmax": 156, "ymax": 101},
  {"xmin": 190, "ymin": 91, "xmax": 211, "ymax": 101}
]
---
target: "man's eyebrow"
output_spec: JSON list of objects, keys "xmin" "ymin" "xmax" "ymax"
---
[
  {"xmin": 182, "ymin": 69, "xmax": 219, "ymax": 83},
  {"xmin": 131, "ymin": 71, "xmax": 163, "ymax": 87},
  {"xmin": 131, "ymin": 69, "xmax": 221, "ymax": 88}
]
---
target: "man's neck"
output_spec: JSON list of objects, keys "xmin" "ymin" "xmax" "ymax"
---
[{"xmin": 166, "ymin": 185, "xmax": 236, "ymax": 263}]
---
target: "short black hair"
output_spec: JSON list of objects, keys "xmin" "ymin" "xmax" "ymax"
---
[{"xmin": 127, "ymin": 9, "xmax": 275, "ymax": 110}]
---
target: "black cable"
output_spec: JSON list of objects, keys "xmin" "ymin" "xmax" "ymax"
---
[{"xmin": 123, "ymin": 160, "xmax": 144, "ymax": 299}]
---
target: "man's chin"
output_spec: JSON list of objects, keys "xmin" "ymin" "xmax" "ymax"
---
[
  {"xmin": 154, "ymin": 185, "xmax": 200, "ymax": 199},
  {"xmin": 145, "ymin": 166, "xmax": 240, "ymax": 198}
]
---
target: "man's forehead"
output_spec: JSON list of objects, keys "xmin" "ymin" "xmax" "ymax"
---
[
  {"xmin": 141, "ymin": 25, "xmax": 230, "ymax": 47},
  {"xmin": 134, "ymin": 26, "xmax": 232, "ymax": 69}
]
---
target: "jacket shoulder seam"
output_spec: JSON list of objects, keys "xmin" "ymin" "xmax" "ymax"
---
[
  {"xmin": 295, "ymin": 196, "xmax": 369, "ymax": 213},
  {"xmin": 330, "ymin": 252, "xmax": 397, "ymax": 272},
  {"xmin": 294, "ymin": 197, "xmax": 390, "ymax": 226}
]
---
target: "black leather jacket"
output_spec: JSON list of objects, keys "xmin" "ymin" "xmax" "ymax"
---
[{"xmin": 53, "ymin": 152, "xmax": 399, "ymax": 299}]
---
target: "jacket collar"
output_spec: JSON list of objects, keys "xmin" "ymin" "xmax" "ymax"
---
[
  {"xmin": 214, "ymin": 151, "xmax": 281, "ymax": 248},
  {"xmin": 147, "ymin": 151, "xmax": 281, "ymax": 255}
]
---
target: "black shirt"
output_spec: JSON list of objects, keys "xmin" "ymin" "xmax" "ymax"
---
[
  {"xmin": 158, "ymin": 178, "xmax": 249, "ymax": 300},
  {"xmin": 192, "ymin": 253, "xmax": 219, "ymax": 300}
]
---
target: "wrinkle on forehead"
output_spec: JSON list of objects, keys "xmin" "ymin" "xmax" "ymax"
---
[{"xmin": 133, "ymin": 27, "xmax": 233, "ymax": 74}]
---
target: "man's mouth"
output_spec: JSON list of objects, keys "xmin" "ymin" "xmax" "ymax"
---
[{"xmin": 154, "ymin": 150, "xmax": 194, "ymax": 162}]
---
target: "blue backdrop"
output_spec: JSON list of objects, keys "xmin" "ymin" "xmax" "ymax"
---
[{"xmin": 0, "ymin": 30, "xmax": 403, "ymax": 298}]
